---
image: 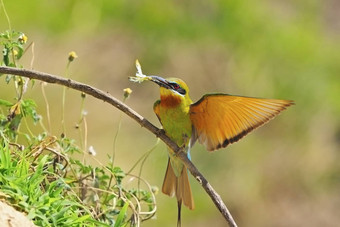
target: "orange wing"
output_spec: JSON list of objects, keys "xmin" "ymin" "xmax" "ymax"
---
[{"xmin": 189, "ymin": 94, "xmax": 294, "ymax": 151}]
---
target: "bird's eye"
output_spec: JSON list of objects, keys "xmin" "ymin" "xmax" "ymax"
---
[
  {"xmin": 169, "ymin": 82, "xmax": 186, "ymax": 95},
  {"xmin": 173, "ymin": 84, "xmax": 180, "ymax": 89},
  {"xmin": 170, "ymin": 83, "xmax": 180, "ymax": 90}
]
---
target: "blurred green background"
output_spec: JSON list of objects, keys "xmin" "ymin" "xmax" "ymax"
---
[{"xmin": 1, "ymin": 0, "xmax": 340, "ymax": 226}]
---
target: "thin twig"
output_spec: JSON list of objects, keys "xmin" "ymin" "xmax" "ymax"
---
[
  {"xmin": 41, "ymin": 82, "xmax": 52, "ymax": 132},
  {"xmin": 0, "ymin": 66, "xmax": 237, "ymax": 227}
]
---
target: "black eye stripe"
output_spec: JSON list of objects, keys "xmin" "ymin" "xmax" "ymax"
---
[
  {"xmin": 169, "ymin": 82, "xmax": 186, "ymax": 95},
  {"xmin": 170, "ymin": 83, "xmax": 179, "ymax": 89}
]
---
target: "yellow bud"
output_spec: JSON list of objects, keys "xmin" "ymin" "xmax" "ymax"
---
[
  {"xmin": 151, "ymin": 186, "xmax": 159, "ymax": 195},
  {"xmin": 13, "ymin": 50, "xmax": 18, "ymax": 56},
  {"xmin": 123, "ymin": 88, "xmax": 132, "ymax": 99},
  {"xmin": 18, "ymin": 34, "xmax": 28, "ymax": 44},
  {"xmin": 10, "ymin": 102, "xmax": 21, "ymax": 116},
  {"xmin": 68, "ymin": 51, "xmax": 78, "ymax": 62}
]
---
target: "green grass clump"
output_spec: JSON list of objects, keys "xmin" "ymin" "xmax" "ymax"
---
[
  {"xmin": 0, "ymin": 98, "xmax": 156, "ymax": 226},
  {"xmin": 0, "ymin": 89, "xmax": 156, "ymax": 227}
]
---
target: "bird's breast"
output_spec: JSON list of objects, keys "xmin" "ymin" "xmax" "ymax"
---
[
  {"xmin": 158, "ymin": 102, "xmax": 192, "ymax": 147},
  {"xmin": 160, "ymin": 94, "xmax": 182, "ymax": 108}
]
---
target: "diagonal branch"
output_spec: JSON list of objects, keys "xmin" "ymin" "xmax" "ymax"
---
[{"xmin": 0, "ymin": 66, "xmax": 237, "ymax": 227}]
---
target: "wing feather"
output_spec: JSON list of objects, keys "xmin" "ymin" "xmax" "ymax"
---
[
  {"xmin": 189, "ymin": 94, "xmax": 294, "ymax": 151},
  {"xmin": 153, "ymin": 100, "xmax": 162, "ymax": 123}
]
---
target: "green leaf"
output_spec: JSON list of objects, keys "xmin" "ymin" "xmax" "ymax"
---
[
  {"xmin": 114, "ymin": 202, "xmax": 129, "ymax": 227},
  {"xmin": 17, "ymin": 157, "xmax": 29, "ymax": 177},
  {"xmin": 21, "ymin": 99, "xmax": 40, "ymax": 123},
  {"xmin": 0, "ymin": 31, "xmax": 10, "ymax": 39},
  {"xmin": 2, "ymin": 47, "xmax": 9, "ymax": 66},
  {"xmin": 0, "ymin": 99, "xmax": 13, "ymax": 107},
  {"xmin": 0, "ymin": 142, "xmax": 11, "ymax": 169},
  {"xmin": 5, "ymin": 74, "xmax": 13, "ymax": 83}
]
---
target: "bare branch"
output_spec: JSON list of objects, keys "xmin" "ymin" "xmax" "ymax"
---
[{"xmin": 0, "ymin": 66, "xmax": 237, "ymax": 227}]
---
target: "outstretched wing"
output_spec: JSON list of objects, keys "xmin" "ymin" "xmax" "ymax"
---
[{"xmin": 189, "ymin": 94, "xmax": 294, "ymax": 151}]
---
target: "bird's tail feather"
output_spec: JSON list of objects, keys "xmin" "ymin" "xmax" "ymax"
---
[
  {"xmin": 162, "ymin": 159, "xmax": 177, "ymax": 197},
  {"xmin": 162, "ymin": 160, "xmax": 194, "ymax": 209},
  {"xmin": 177, "ymin": 165, "xmax": 194, "ymax": 209},
  {"xmin": 177, "ymin": 200, "xmax": 182, "ymax": 227},
  {"xmin": 162, "ymin": 160, "xmax": 194, "ymax": 226}
]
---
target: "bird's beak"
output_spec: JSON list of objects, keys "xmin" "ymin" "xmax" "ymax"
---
[{"xmin": 149, "ymin": 76, "xmax": 172, "ymax": 89}]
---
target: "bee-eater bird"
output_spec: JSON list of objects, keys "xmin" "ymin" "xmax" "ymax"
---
[{"xmin": 130, "ymin": 61, "xmax": 294, "ymax": 227}]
